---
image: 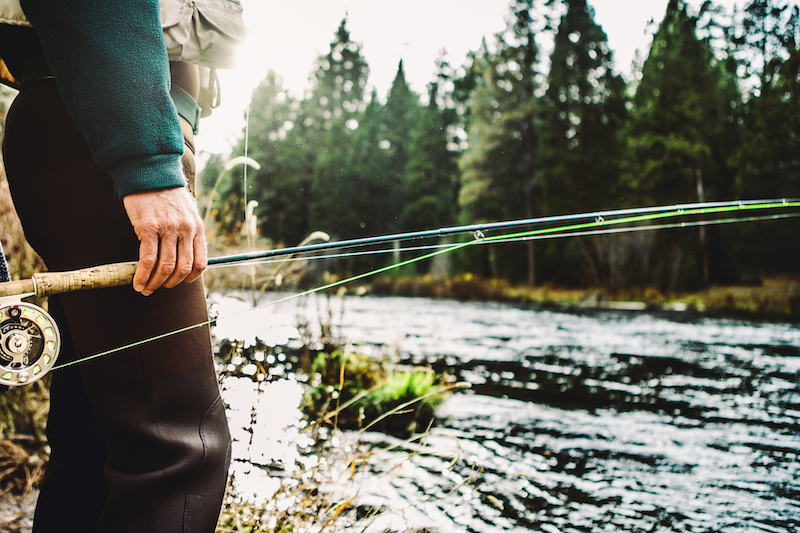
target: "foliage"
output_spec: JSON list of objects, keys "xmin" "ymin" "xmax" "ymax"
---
[
  {"xmin": 459, "ymin": 0, "xmax": 548, "ymax": 285},
  {"xmin": 0, "ymin": 148, "xmax": 50, "ymax": 499},
  {"xmin": 0, "ymin": 378, "xmax": 49, "ymax": 497},
  {"xmin": 694, "ymin": 277, "xmax": 800, "ymax": 319},
  {"xmin": 369, "ymin": 272, "xmax": 800, "ymax": 320},
  {"xmin": 241, "ymin": 72, "xmax": 314, "ymax": 248},
  {"xmin": 302, "ymin": 348, "xmax": 449, "ymax": 439},
  {"xmin": 308, "ymin": 19, "xmax": 371, "ymax": 243},
  {"xmin": 541, "ymin": 0, "xmax": 627, "ymax": 215},
  {"xmin": 347, "ymin": 89, "xmax": 391, "ymax": 240},
  {"xmin": 403, "ymin": 80, "xmax": 460, "ymax": 236},
  {"xmin": 627, "ymin": 0, "xmax": 733, "ymax": 205},
  {"xmin": 0, "ymin": 166, "xmax": 47, "ymax": 286},
  {"xmin": 364, "ymin": 61, "xmax": 421, "ymax": 238},
  {"xmin": 0, "ymin": 436, "xmax": 47, "ymax": 496},
  {"xmin": 539, "ymin": 0, "xmax": 629, "ymax": 288},
  {"xmin": 203, "ymin": 0, "xmax": 800, "ymax": 292},
  {"xmin": 624, "ymin": 0, "xmax": 742, "ymax": 291},
  {"xmin": 732, "ymin": 1, "xmax": 800, "ymax": 278}
]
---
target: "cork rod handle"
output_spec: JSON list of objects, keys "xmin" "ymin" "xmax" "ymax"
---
[{"xmin": 30, "ymin": 261, "xmax": 139, "ymax": 297}]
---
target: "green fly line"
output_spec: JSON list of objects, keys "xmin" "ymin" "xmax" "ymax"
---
[{"xmin": 51, "ymin": 200, "xmax": 800, "ymax": 371}]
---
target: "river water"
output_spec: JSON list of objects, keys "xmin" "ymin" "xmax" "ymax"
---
[{"xmin": 210, "ymin": 292, "xmax": 800, "ymax": 533}]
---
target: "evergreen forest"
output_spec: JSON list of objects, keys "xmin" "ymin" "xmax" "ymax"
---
[{"xmin": 201, "ymin": 0, "xmax": 800, "ymax": 292}]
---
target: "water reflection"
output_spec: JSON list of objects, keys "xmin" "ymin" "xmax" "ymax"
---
[
  {"xmin": 211, "ymin": 291, "xmax": 800, "ymax": 532},
  {"xmin": 222, "ymin": 377, "xmax": 309, "ymax": 503}
]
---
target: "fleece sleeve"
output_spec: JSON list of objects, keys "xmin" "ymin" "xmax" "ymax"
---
[{"xmin": 20, "ymin": 0, "xmax": 186, "ymax": 198}]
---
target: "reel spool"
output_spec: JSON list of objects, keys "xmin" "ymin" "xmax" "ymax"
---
[{"xmin": 0, "ymin": 301, "xmax": 60, "ymax": 388}]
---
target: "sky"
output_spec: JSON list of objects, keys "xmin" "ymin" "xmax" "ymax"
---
[{"xmin": 195, "ymin": 0, "xmax": 758, "ymax": 156}]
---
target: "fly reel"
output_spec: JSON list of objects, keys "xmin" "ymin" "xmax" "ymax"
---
[
  {"xmin": 0, "ymin": 300, "xmax": 60, "ymax": 388},
  {"xmin": 0, "ymin": 260, "xmax": 137, "ymax": 389}
]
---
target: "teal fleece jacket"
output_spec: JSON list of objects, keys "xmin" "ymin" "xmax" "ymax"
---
[{"xmin": 20, "ymin": 0, "xmax": 186, "ymax": 198}]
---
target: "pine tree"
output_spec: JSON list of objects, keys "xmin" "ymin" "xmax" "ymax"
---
[
  {"xmin": 244, "ymin": 72, "xmax": 312, "ymax": 246},
  {"xmin": 734, "ymin": 1, "xmax": 800, "ymax": 276},
  {"xmin": 459, "ymin": 0, "xmax": 545, "ymax": 284},
  {"xmin": 626, "ymin": 0, "xmax": 739, "ymax": 289},
  {"xmin": 201, "ymin": 71, "xmax": 319, "ymax": 247},
  {"xmin": 371, "ymin": 61, "xmax": 420, "ymax": 236},
  {"xmin": 306, "ymin": 19, "xmax": 369, "ymax": 133},
  {"xmin": 310, "ymin": 116, "xmax": 361, "ymax": 239},
  {"xmin": 542, "ymin": 0, "xmax": 627, "ymax": 213},
  {"xmin": 403, "ymin": 81, "xmax": 460, "ymax": 234},
  {"xmin": 540, "ymin": 0, "xmax": 628, "ymax": 286},
  {"xmin": 308, "ymin": 19, "xmax": 371, "ymax": 239},
  {"xmin": 348, "ymin": 89, "xmax": 390, "ymax": 237}
]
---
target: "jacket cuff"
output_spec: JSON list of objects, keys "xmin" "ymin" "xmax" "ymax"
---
[{"xmin": 107, "ymin": 154, "xmax": 187, "ymax": 198}]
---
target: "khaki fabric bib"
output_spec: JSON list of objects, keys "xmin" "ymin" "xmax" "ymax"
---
[{"xmin": 0, "ymin": 0, "xmax": 245, "ymax": 114}]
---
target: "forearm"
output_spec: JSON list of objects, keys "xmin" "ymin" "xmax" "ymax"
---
[{"xmin": 20, "ymin": 0, "xmax": 186, "ymax": 198}]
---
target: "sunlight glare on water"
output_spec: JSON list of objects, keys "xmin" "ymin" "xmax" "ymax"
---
[
  {"xmin": 208, "ymin": 292, "xmax": 299, "ymax": 348},
  {"xmin": 211, "ymin": 293, "xmax": 314, "ymax": 503},
  {"xmin": 223, "ymin": 376, "xmax": 314, "ymax": 504}
]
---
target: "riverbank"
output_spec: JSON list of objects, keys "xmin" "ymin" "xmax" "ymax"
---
[{"xmin": 368, "ymin": 274, "xmax": 800, "ymax": 321}]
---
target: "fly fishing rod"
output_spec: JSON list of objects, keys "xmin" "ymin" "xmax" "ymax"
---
[
  {"xmin": 1, "ymin": 198, "xmax": 798, "ymax": 388},
  {"xmin": 205, "ymin": 198, "xmax": 799, "ymax": 265}
]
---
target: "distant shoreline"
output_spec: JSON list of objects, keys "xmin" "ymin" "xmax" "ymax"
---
[{"xmin": 366, "ymin": 274, "xmax": 800, "ymax": 322}]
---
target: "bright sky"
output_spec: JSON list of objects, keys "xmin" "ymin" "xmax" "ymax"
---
[{"xmin": 196, "ymin": 0, "xmax": 757, "ymax": 156}]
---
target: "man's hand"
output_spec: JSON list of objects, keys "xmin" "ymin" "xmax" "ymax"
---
[{"xmin": 122, "ymin": 187, "xmax": 207, "ymax": 296}]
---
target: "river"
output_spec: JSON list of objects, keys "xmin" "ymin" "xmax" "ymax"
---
[{"xmin": 210, "ymin": 291, "xmax": 800, "ymax": 533}]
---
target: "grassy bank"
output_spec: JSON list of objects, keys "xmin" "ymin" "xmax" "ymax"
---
[{"xmin": 369, "ymin": 273, "xmax": 800, "ymax": 321}]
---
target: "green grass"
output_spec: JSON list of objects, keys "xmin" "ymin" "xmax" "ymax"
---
[{"xmin": 302, "ymin": 348, "xmax": 451, "ymax": 438}]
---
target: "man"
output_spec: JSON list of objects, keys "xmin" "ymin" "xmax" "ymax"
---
[{"xmin": 0, "ymin": 1, "xmax": 232, "ymax": 531}]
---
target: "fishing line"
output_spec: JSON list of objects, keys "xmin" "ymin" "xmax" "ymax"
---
[
  {"xmin": 203, "ymin": 201, "xmax": 800, "ymax": 267},
  {"xmin": 477, "ymin": 201, "xmax": 797, "ymax": 245},
  {"xmin": 479, "ymin": 211, "xmax": 800, "ymax": 247},
  {"xmin": 207, "ymin": 199, "xmax": 800, "ymax": 266},
  {"xmin": 50, "ymin": 201, "xmax": 800, "ymax": 372},
  {"xmin": 51, "ymin": 237, "xmax": 476, "ymax": 370},
  {"xmin": 208, "ymin": 211, "xmax": 800, "ymax": 268}
]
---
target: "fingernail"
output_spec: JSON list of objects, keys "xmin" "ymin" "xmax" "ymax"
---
[{"xmin": 142, "ymin": 289, "xmax": 152, "ymax": 297}]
